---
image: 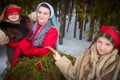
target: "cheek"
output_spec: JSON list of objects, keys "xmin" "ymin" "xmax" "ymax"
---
[
  {"xmin": 8, "ymin": 15, "xmax": 19, "ymax": 20},
  {"xmin": 44, "ymin": 15, "xmax": 50, "ymax": 19},
  {"xmin": 103, "ymin": 45, "xmax": 113, "ymax": 54},
  {"xmin": 7, "ymin": 16, "xmax": 11, "ymax": 20},
  {"xmin": 14, "ymin": 17, "xmax": 19, "ymax": 21},
  {"xmin": 96, "ymin": 45, "xmax": 100, "ymax": 52},
  {"xmin": 16, "ymin": 15, "xmax": 20, "ymax": 19},
  {"xmin": 37, "ymin": 13, "xmax": 40, "ymax": 17},
  {"xmin": 107, "ymin": 47, "xmax": 113, "ymax": 52},
  {"xmin": 96, "ymin": 42, "xmax": 100, "ymax": 48}
]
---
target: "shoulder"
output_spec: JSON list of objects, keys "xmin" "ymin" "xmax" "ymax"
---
[
  {"xmin": 49, "ymin": 27, "xmax": 58, "ymax": 32},
  {"xmin": 48, "ymin": 27, "xmax": 58, "ymax": 34},
  {"xmin": 0, "ymin": 21, "xmax": 18, "ymax": 29},
  {"xmin": 45, "ymin": 27, "xmax": 58, "ymax": 38},
  {"xmin": 77, "ymin": 49, "xmax": 91, "ymax": 60},
  {"xmin": 80, "ymin": 49, "xmax": 90, "ymax": 55},
  {"xmin": 0, "ymin": 21, "xmax": 11, "ymax": 25}
]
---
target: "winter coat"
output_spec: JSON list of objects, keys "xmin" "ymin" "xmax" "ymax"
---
[{"xmin": 55, "ymin": 43, "xmax": 120, "ymax": 80}]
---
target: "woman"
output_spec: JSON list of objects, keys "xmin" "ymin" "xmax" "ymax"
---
[
  {"xmin": 19, "ymin": 2, "xmax": 58, "ymax": 59},
  {"xmin": 0, "ymin": 4, "xmax": 31, "ymax": 67},
  {"xmin": 46, "ymin": 26, "xmax": 120, "ymax": 80}
]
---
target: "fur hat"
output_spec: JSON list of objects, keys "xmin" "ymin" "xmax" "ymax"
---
[{"xmin": 0, "ymin": 29, "xmax": 6, "ymax": 43}]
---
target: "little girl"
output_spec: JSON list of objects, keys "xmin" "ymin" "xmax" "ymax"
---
[{"xmin": 0, "ymin": 4, "xmax": 31, "ymax": 67}]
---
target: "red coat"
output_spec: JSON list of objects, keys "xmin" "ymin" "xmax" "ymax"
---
[{"xmin": 19, "ymin": 27, "xmax": 58, "ymax": 57}]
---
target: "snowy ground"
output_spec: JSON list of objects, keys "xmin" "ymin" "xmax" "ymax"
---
[{"xmin": 58, "ymin": 35, "xmax": 91, "ymax": 57}]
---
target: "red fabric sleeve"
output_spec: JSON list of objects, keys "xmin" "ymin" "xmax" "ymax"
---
[{"xmin": 19, "ymin": 28, "xmax": 58, "ymax": 57}]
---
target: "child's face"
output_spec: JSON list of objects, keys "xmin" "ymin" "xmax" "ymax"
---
[
  {"xmin": 96, "ymin": 37, "xmax": 114, "ymax": 55},
  {"xmin": 37, "ymin": 6, "xmax": 50, "ymax": 25},
  {"xmin": 8, "ymin": 13, "xmax": 20, "ymax": 22}
]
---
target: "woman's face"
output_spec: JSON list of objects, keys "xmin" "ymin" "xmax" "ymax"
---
[
  {"xmin": 96, "ymin": 37, "xmax": 114, "ymax": 55},
  {"xmin": 8, "ymin": 13, "xmax": 20, "ymax": 22},
  {"xmin": 37, "ymin": 6, "xmax": 50, "ymax": 25}
]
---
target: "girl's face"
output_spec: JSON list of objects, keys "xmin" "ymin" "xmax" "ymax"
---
[
  {"xmin": 37, "ymin": 6, "xmax": 50, "ymax": 25},
  {"xmin": 96, "ymin": 37, "xmax": 114, "ymax": 55},
  {"xmin": 8, "ymin": 13, "xmax": 20, "ymax": 22}
]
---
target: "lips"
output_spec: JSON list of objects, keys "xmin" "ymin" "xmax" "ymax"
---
[{"xmin": 98, "ymin": 49, "xmax": 105, "ymax": 54}]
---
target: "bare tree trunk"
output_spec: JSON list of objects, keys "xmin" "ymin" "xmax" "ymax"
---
[
  {"xmin": 58, "ymin": 1, "xmax": 61, "ymax": 22},
  {"xmin": 63, "ymin": 0, "xmax": 67, "ymax": 38},
  {"xmin": 83, "ymin": 19, "xmax": 87, "ymax": 31},
  {"xmin": 87, "ymin": 18, "xmax": 94, "ymax": 41},
  {"xmin": 79, "ymin": 20, "xmax": 83, "ymax": 40},
  {"xmin": 59, "ymin": 0, "xmax": 66, "ymax": 45},
  {"xmin": 66, "ymin": 0, "xmax": 74, "ymax": 32},
  {"xmin": 74, "ymin": 0, "xmax": 78, "ymax": 38},
  {"xmin": 74, "ymin": 11, "xmax": 78, "ymax": 38}
]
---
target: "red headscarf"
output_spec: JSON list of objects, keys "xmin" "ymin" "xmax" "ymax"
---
[
  {"xmin": 98, "ymin": 26, "xmax": 120, "ymax": 48},
  {"xmin": 5, "ymin": 7, "xmax": 21, "ymax": 17}
]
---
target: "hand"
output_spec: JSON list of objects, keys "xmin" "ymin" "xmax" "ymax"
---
[
  {"xmin": 0, "ymin": 29, "xmax": 9, "ymax": 45},
  {"xmin": 0, "ymin": 36, "xmax": 9, "ymax": 45},
  {"xmin": 28, "ymin": 11, "xmax": 37, "ymax": 22},
  {"xmin": 44, "ymin": 46, "xmax": 62, "ymax": 61}
]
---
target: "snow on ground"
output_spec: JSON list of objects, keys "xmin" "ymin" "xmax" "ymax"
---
[{"xmin": 58, "ymin": 35, "xmax": 91, "ymax": 57}]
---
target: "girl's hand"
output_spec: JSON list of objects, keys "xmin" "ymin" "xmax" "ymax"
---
[
  {"xmin": 0, "ymin": 36, "xmax": 9, "ymax": 45},
  {"xmin": 45, "ymin": 46, "xmax": 62, "ymax": 61},
  {"xmin": 0, "ymin": 29, "xmax": 9, "ymax": 45}
]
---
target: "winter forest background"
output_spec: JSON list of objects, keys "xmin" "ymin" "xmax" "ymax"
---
[
  {"xmin": 0, "ymin": 0, "xmax": 120, "ymax": 76},
  {"xmin": 1, "ymin": 0, "xmax": 120, "ymax": 44}
]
